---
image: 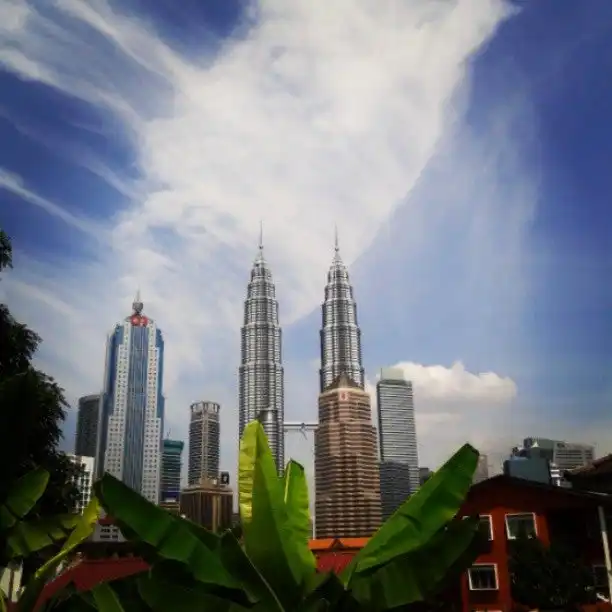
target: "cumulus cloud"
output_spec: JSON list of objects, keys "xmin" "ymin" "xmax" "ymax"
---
[{"xmin": 0, "ymin": 0, "xmax": 534, "ymax": 483}]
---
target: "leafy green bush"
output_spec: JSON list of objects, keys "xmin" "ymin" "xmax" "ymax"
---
[{"xmin": 5, "ymin": 421, "xmax": 482, "ymax": 611}]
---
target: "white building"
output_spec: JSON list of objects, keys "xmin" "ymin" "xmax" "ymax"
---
[
  {"xmin": 66, "ymin": 454, "xmax": 95, "ymax": 514},
  {"xmin": 95, "ymin": 293, "xmax": 165, "ymax": 504}
]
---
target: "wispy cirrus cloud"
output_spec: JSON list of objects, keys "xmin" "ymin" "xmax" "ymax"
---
[{"xmin": 0, "ymin": 0, "xmax": 537, "ymax": 478}]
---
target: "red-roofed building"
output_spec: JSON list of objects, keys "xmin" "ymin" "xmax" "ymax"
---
[
  {"xmin": 309, "ymin": 538, "xmax": 367, "ymax": 573},
  {"xmin": 15, "ymin": 538, "xmax": 366, "ymax": 610}
]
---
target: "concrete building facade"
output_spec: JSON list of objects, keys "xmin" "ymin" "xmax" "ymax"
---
[
  {"xmin": 188, "ymin": 401, "xmax": 220, "ymax": 486},
  {"xmin": 180, "ymin": 475, "xmax": 233, "ymax": 533},
  {"xmin": 67, "ymin": 454, "xmax": 95, "ymax": 514},
  {"xmin": 161, "ymin": 438, "xmax": 183, "ymax": 502},
  {"xmin": 314, "ymin": 373, "xmax": 381, "ymax": 538},
  {"xmin": 376, "ymin": 367, "xmax": 419, "ymax": 520},
  {"xmin": 75, "ymin": 394, "xmax": 100, "ymax": 458}
]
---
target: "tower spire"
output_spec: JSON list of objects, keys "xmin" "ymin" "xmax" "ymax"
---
[
  {"xmin": 254, "ymin": 221, "xmax": 265, "ymax": 265},
  {"xmin": 332, "ymin": 224, "xmax": 342, "ymax": 263},
  {"xmin": 132, "ymin": 289, "xmax": 143, "ymax": 314},
  {"xmin": 320, "ymin": 225, "xmax": 364, "ymax": 392}
]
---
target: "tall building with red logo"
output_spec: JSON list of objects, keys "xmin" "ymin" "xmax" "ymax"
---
[{"xmin": 95, "ymin": 292, "xmax": 165, "ymax": 505}]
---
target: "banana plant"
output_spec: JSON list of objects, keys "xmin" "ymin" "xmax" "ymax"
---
[
  {"xmin": 13, "ymin": 495, "xmax": 101, "ymax": 612},
  {"xmin": 56, "ymin": 421, "xmax": 483, "ymax": 611},
  {"xmin": 0, "ymin": 469, "xmax": 81, "ymax": 566},
  {"xmin": 0, "ymin": 468, "xmax": 89, "ymax": 610}
]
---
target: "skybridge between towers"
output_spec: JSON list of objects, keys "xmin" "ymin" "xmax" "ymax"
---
[{"xmin": 283, "ymin": 421, "xmax": 318, "ymax": 439}]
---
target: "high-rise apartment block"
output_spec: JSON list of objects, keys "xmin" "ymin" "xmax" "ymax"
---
[
  {"xmin": 95, "ymin": 293, "xmax": 165, "ymax": 504},
  {"xmin": 75, "ymin": 394, "xmax": 100, "ymax": 458},
  {"xmin": 188, "ymin": 401, "xmax": 220, "ymax": 486},
  {"xmin": 239, "ymin": 235, "xmax": 284, "ymax": 473},
  {"xmin": 319, "ymin": 235, "xmax": 364, "ymax": 391},
  {"xmin": 67, "ymin": 454, "xmax": 95, "ymax": 514},
  {"xmin": 315, "ymin": 374, "xmax": 381, "ymax": 538},
  {"xmin": 376, "ymin": 368, "xmax": 419, "ymax": 520},
  {"xmin": 161, "ymin": 439, "xmax": 183, "ymax": 502}
]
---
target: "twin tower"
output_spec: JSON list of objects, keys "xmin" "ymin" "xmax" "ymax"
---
[{"xmin": 238, "ymin": 232, "xmax": 381, "ymax": 538}]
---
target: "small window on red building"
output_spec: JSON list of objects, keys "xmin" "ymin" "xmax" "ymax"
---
[
  {"xmin": 479, "ymin": 515, "xmax": 493, "ymax": 540},
  {"xmin": 505, "ymin": 513, "xmax": 537, "ymax": 539},
  {"xmin": 468, "ymin": 564, "xmax": 498, "ymax": 591}
]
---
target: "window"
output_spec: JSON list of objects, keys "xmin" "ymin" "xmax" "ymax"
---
[
  {"xmin": 479, "ymin": 515, "xmax": 493, "ymax": 540},
  {"xmin": 468, "ymin": 564, "xmax": 498, "ymax": 591},
  {"xmin": 593, "ymin": 565, "xmax": 609, "ymax": 589},
  {"xmin": 505, "ymin": 513, "xmax": 537, "ymax": 539}
]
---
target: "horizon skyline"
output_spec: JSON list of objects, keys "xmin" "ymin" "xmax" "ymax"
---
[{"xmin": 1, "ymin": 0, "xmax": 609, "ymax": 487}]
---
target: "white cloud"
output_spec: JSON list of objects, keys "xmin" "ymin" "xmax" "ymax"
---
[
  {"xmin": 0, "ymin": 0, "xmax": 530, "ymax": 483},
  {"xmin": 393, "ymin": 361, "xmax": 517, "ymax": 402}
]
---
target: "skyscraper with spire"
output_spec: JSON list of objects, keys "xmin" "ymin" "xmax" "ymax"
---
[
  {"xmin": 239, "ymin": 228, "xmax": 285, "ymax": 472},
  {"xmin": 96, "ymin": 292, "xmax": 165, "ymax": 504},
  {"xmin": 319, "ymin": 231, "xmax": 365, "ymax": 391},
  {"xmin": 315, "ymin": 233, "xmax": 381, "ymax": 537}
]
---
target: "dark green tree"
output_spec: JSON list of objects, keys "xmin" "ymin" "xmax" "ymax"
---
[
  {"xmin": 0, "ymin": 229, "xmax": 80, "ymax": 518},
  {"xmin": 509, "ymin": 534, "xmax": 596, "ymax": 611}
]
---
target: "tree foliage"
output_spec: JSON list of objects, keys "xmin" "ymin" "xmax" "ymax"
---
[
  {"xmin": 0, "ymin": 229, "xmax": 79, "ymax": 521},
  {"xmin": 509, "ymin": 534, "xmax": 596, "ymax": 611}
]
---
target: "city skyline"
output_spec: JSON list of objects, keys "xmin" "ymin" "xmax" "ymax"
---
[{"xmin": 1, "ymin": 0, "xmax": 610, "ymax": 487}]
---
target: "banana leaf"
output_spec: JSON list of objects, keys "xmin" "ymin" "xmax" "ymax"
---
[
  {"xmin": 174, "ymin": 514, "xmax": 220, "ymax": 550},
  {"xmin": 173, "ymin": 519, "xmax": 269, "ymax": 604},
  {"xmin": 299, "ymin": 571, "xmax": 364, "ymax": 612},
  {"xmin": 7, "ymin": 514, "xmax": 81, "ymax": 559},
  {"xmin": 34, "ymin": 582, "xmax": 96, "ymax": 612},
  {"xmin": 348, "ymin": 517, "xmax": 480, "ymax": 610},
  {"xmin": 17, "ymin": 496, "xmax": 101, "ymax": 612},
  {"xmin": 49, "ymin": 573, "xmax": 151, "ymax": 612},
  {"xmin": 93, "ymin": 473, "xmax": 248, "ymax": 604},
  {"xmin": 216, "ymin": 530, "xmax": 282, "ymax": 608},
  {"xmin": 282, "ymin": 461, "xmax": 316, "ymax": 571},
  {"xmin": 344, "ymin": 444, "xmax": 478, "ymax": 580},
  {"xmin": 0, "ymin": 469, "xmax": 49, "ymax": 531},
  {"xmin": 239, "ymin": 422, "xmax": 313, "ymax": 609},
  {"xmin": 137, "ymin": 563, "xmax": 247, "ymax": 611},
  {"xmin": 90, "ymin": 583, "xmax": 125, "ymax": 612}
]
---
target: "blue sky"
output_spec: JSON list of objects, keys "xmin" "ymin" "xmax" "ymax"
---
[{"xmin": 0, "ymin": 0, "xmax": 610, "ymax": 481}]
